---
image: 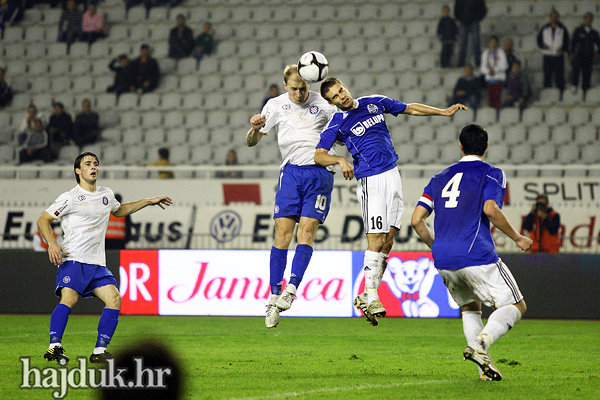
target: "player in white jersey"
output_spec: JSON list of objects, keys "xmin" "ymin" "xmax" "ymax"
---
[
  {"xmin": 246, "ymin": 65, "xmax": 338, "ymax": 328},
  {"xmin": 411, "ymin": 124, "xmax": 532, "ymax": 380},
  {"xmin": 315, "ymin": 77, "xmax": 466, "ymax": 326},
  {"xmin": 38, "ymin": 152, "xmax": 172, "ymax": 365}
]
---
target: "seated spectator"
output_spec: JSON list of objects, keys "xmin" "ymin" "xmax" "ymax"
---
[
  {"xmin": 19, "ymin": 104, "xmax": 46, "ymax": 135},
  {"xmin": 0, "ymin": 67, "xmax": 14, "ymax": 108},
  {"xmin": 480, "ymin": 35, "xmax": 508, "ymax": 110},
  {"xmin": 57, "ymin": 0, "xmax": 83, "ymax": 51},
  {"xmin": 129, "ymin": 44, "xmax": 160, "ymax": 93},
  {"xmin": 107, "ymin": 54, "xmax": 131, "ymax": 96},
  {"xmin": 72, "ymin": 99, "xmax": 100, "ymax": 148},
  {"xmin": 502, "ymin": 62, "xmax": 531, "ymax": 110},
  {"xmin": 147, "ymin": 147, "xmax": 174, "ymax": 179},
  {"xmin": 503, "ymin": 38, "xmax": 521, "ymax": 84},
  {"xmin": 216, "ymin": 149, "xmax": 242, "ymax": 179},
  {"xmin": 80, "ymin": 2, "xmax": 106, "ymax": 45},
  {"xmin": 192, "ymin": 23, "xmax": 215, "ymax": 68},
  {"xmin": 18, "ymin": 119, "xmax": 53, "ymax": 164},
  {"xmin": 448, "ymin": 65, "xmax": 481, "ymax": 110},
  {"xmin": 261, "ymin": 84, "xmax": 280, "ymax": 110},
  {"xmin": 47, "ymin": 102, "xmax": 73, "ymax": 157},
  {"xmin": 168, "ymin": 14, "xmax": 194, "ymax": 59}
]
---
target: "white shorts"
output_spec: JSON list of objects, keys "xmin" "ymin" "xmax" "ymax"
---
[
  {"xmin": 356, "ymin": 167, "xmax": 404, "ymax": 234},
  {"xmin": 437, "ymin": 259, "xmax": 523, "ymax": 309}
]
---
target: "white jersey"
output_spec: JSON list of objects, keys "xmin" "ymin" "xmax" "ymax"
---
[
  {"xmin": 260, "ymin": 90, "xmax": 336, "ymax": 169},
  {"xmin": 45, "ymin": 185, "xmax": 120, "ymax": 266}
]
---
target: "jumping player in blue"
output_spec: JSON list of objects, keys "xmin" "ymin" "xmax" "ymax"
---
[
  {"xmin": 315, "ymin": 77, "xmax": 467, "ymax": 326},
  {"xmin": 411, "ymin": 124, "xmax": 532, "ymax": 381},
  {"xmin": 38, "ymin": 152, "xmax": 172, "ymax": 364}
]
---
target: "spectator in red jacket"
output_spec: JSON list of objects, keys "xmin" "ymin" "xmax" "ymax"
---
[{"xmin": 522, "ymin": 194, "xmax": 561, "ymax": 253}]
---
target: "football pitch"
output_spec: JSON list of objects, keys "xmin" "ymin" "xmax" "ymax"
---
[{"xmin": 1, "ymin": 315, "xmax": 598, "ymax": 399}]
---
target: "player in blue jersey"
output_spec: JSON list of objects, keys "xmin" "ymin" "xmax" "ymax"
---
[
  {"xmin": 314, "ymin": 77, "xmax": 466, "ymax": 326},
  {"xmin": 38, "ymin": 152, "xmax": 172, "ymax": 365},
  {"xmin": 247, "ymin": 65, "xmax": 338, "ymax": 328},
  {"xmin": 411, "ymin": 124, "xmax": 532, "ymax": 381}
]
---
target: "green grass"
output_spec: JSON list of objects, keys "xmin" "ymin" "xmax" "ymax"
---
[{"xmin": 0, "ymin": 315, "xmax": 598, "ymax": 399}]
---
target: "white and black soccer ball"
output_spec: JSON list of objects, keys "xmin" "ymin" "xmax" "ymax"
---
[{"xmin": 297, "ymin": 51, "xmax": 329, "ymax": 83}]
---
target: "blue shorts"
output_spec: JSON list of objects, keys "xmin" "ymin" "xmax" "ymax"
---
[
  {"xmin": 274, "ymin": 164, "xmax": 334, "ymax": 223},
  {"xmin": 55, "ymin": 260, "xmax": 117, "ymax": 298}
]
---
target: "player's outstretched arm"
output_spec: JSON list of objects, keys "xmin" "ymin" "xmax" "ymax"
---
[
  {"xmin": 314, "ymin": 148, "xmax": 354, "ymax": 180},
  {"xmin": 483, "ymin": 199, "xmax": 533, "ymax": 253},
  {"xmin": 37, "ymin": 211, "xmax": 68, "ymax": 266},
  {"xmin": 411, "ymin": 205, "xmax": 434, "ymax": 248},
  {"xmin": 246, "ymin": 114, "xmax": 267, "ymax": 147},
  {"xmin": 114, "ymin": 196, "xmax": 173, "ymax": 217},
  {"xmin": 404, "ymin": 103, "xmax": 467, "ymax": 117}
]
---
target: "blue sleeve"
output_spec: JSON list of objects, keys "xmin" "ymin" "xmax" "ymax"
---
[
  {"xmin": 379, "ymin": 96, "xmax": 407, "ymax": 116},
  {"xmin": 316, "ymin": 115, "xmax": 341, "ymax": 150},
  {"xmin": 416, "ymin": 179, "xmax": 434, "ymax": 213},
  {"xmin": 483, "ymin": 167, "xmax": 506, "ymax": 208}
]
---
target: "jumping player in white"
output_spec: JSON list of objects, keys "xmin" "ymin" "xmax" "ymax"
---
[
  {"xmin": 39, "ymin": 152, "xmax": 172, "ymax": 364},
  {"xmin": 246, "ymin": 65, "xmax": 338, "ymax": 329},
  {"xmin": 411, "ymin": 124, "xmax": 532, "ymax": 380},
  {"xmin": 315, "ymin": 77, "xmax": 466, "ymax": 326}
]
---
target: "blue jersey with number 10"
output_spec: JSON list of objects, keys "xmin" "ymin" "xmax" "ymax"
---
[{"xmin": 417, "ymin": 157, "xmax": 506, "ymax": 270}]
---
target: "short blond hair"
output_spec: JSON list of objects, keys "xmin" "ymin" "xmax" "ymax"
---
[{"xmin": 283, "ymin": 64, "xmax": 301, "ymax": 84}]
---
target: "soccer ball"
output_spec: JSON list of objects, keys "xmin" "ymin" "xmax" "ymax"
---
[{"xmin": 297, "ymin": 51, "xmax": 329, "ymax": 83}]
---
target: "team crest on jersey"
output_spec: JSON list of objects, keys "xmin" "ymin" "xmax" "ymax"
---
[
  {"xmin": 309, "ymin": 106, "xmax": 319, "ymax": 114},
  {"xmin": 102, "ymin": 196, "xmax": 108, "ymax": 205},
  {"xmin": 63, "ymin": 276, "xmax": 71, "ymax": 284},
  {"xmin": 282, "ymin": 104, "xmax": 291, "ymax": 111},
  {"xmin": 78, "ymin": 195, "xmax": 86, "ymax": 201},
  {"xmin": 367, "ymin": 104, "xmax": 379, "ymax": 114},
  {"xmin": 274, "ymin": 205, "xmax": 280, "ymax": 214},
  {"xmin": 350, "ymin": 121, "xmax": 366, "ymax": 136}
]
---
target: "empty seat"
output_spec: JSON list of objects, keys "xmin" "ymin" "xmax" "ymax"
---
[
  {"xmin": 26, "ymin": 42, "xmax": 46, "ymax": 59},
  {"xmin": 452, "ymin": 108, "xmax": 475, "ymax": 126},
  {"xmin": 182, "ymin": 93, "xmax": 203, "ymax": 110},
  {"xmin": 141, "ymin": 111, "xmax": 162, "ymax": 128},
  {"xmin": 498, "ymin": 107, "xmax": 521, "ymax": 125},
  {"xmin": 48, "ymin": 59, "xmax": 70, "ymax": 76},
  {"xmin": 551, "ymin": 125, "xmax": 573, "ymax": 145},
  {"xmin": 161, "ymin": 93, "xmax": 182, "ymax": 110},
  {"xmin": 119, "ymin": 111, "xmax": 140, "ymax": 128},
  {"xmin": 118, "ymin": 93, "xmax": 139, "ymax": 110},
  {"xmin": 139, "ymin": 93, "xmax": 160, "ymax": 111},
  {"xmin": 522, "ymin": 107, "xmax": 543, "ymax": 127},
  {"xmin": 538, "ymin": 88, "xmax": 561, "ymax": 105},
  {"xmin": 574, "ymin": 126, "xmax": 597, "ymax": 145},
  {"xmin": 3, "ymin": 26, "xmax": 24, "ymax": 42},
  {"xmin": 96, "ymin": 93, "xmax": 117, "ymax": 110},
  {"xmin": 439, "ymin": 144, "xmax": 461, "ymax": 164},
  {"xmin": 545, "ymin": 107, "xmax": 567, "ymax": 125},
  {"xmin": 122, "ymin": 128, "xmax": 143, "ymax": 145},
  {"xmin": 28, "ymin": 61, "xmax": 49, "ymax": 76},
  {"xmin": 256, "ymin": 141, "xmax": 280, "ymax": 164},
  {"xmin": 166, "ymin": 128, "xmax": 188, "ymax": 145},
  {"xmin": 435, "ymin": 125, "xmax": 458, "ymax": 144},
  {"xmin": 581, "ymin": 145, "xmax": 600, "ymax": 164},
  {"xmin": 102, "ymin": 146, "xmax": 123, "ymax": 164},
  {"xmin": 101, "ymin": 128, "xmax": 122, "ymax": 143},
  {"xmin": 177, "ymin": 58, "xmax": 198, "ymax": 75},
  {"xmin": 47, "ymin": 43, "xmax": 68, "ymax": 59},
  {"xmin": 417, "ymin": 143, "xmax": 439, "ymax": 164},
  {"xmin": 169, "ymin": 144, "xmax": 190, "ymax": 164},
  {"xmin": 527, "ymin": 125, "xmax": 550, "ymax": 145},
  {"xmin": 413, "ymin": 125, "xmax": 435, "ymax": 143},
  {"xmin": 144, "ymin": 128, "xmax": 165, "ymax": 146},
  {"xmin": 190, "ymin": 144, "xmax": 212, "ymax": 165},
  {"xmin": 486, "ymin": 124, "xmax": 504, "ymax": 144},
  {"xmin": 127, "ymin": 6, "xmax": 146, "ymax": 23},
  {"xmin": 396, "ymin": 143, "xmax": 417, "ymax": 164},
  {"xmin": 185, "ymin": 111, "xmax": 205, "ymax": 128},
  {"xmin": 485, "ymin": 143, "xmax": 508, "ymax": 164},
  {"xmin": 476, "ymin": 107, "xmax": 498, "ymax": 125},
  {"xmin": 556, "ymin": 143, "xmax": 580, "ymax": 164},
  {"xmin": 568, "ymin": 107, "xmax": 590, "ymax": 126},
  {"xmin": 72, "ymin": 76, "xmax": 94, "ymax": 93},
  {"xmin": 533, "ymin": 143, "xmax": 556, "ymax": 164},
  {"xmin": 164, "ymin": 111, "xmax": 184, "ymax": 128},
  {"xmin": 504, "ymin": 125, "xmax": 527, "ymax": 145}
]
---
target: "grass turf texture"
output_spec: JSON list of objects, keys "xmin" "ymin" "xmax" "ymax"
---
[{"xmin": 0, "ymin": 315, "xmax": 598, "ymax": 399}]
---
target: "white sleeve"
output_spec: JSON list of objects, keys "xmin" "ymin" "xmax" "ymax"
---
[
  {"xmin": 45, "ymin": 192, "xmax": 72, "ymax": 219},
  {"xmin": 109, "ymin": 189, "xmax": 121, "ymax": 213},
  {"xmin": 260, "ymin": 101, "xmax": 278, "ymax": 134}
]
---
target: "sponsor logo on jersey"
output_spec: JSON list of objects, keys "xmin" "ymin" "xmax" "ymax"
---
[
  {"xmin": 63, "ymin": 276, "xmax": 71, "ymax": 283},
  {"xmin": 362, "ymin": 114, "xmax": 385, "ymax": 128},
  {"xmin": 309, "ymin": 106, "xmax": 319, "ymax": 114},
  {"xmin": 350, "ymin": 122, "xmax": 366, "ymax": 136},
  {"xmin": 78, "ymin": 195, "xmax": 86, "ymax": 201},
  {"xmin": 57, "ymin": 200, "xmax": 68, "ymax": 213},
  {"xmin": 367, "ymin": 104, "xmax": 379, "ymax": 114},
  {"xmin": 210, "ymin": 210, "xmax": 242, "ymax": 243},
  {"xmin": 54, "ymin": 211, "xmax": 60, "ymax": 216},
  {"xmin": 102, "ymin": 196, "xmax": 108, "ymax": 206},
  {"xmin": 282, "ymin": 104, "xmax": 291, "ymax": 111}
]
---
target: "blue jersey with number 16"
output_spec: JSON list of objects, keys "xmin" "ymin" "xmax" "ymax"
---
[{"xmin": 417, "ymin": 156, "xmax": 506, "ymax": 270}]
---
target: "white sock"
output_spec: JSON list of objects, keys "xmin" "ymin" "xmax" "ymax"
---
[
  {"xmin": 376, "ymin": 252, "xmax": 389, "ymax": 287},
  {"xmin": 270, "ymin": 294, "xmax": 280, "ymax": 302},
  {"xmin": 364, "ymin": 251, "xmax": 380, "ymax": 303},
  {"xmin": 49, "ymin": 342, "xmax": 62, "ymax": 350},
  {"xmin": 479, "ymin": 305, "xmax": 522, "ymax": 351},
  {"xmin": 93, "ymin": 347, "xmax": 107, "ymax": 355},
  {"xmin": 462, "ymin": 311, "xmax": 485, "ymax": 375}
]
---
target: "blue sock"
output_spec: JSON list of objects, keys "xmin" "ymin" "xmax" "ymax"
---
[
  {"xmin": 95, "ymin": 308, "xmax": 120, "ymax": 348},
  {"xmin": 289, "ymin": 244, "xmax": 313, "ymax": 289},
  {"xmin": 50, "ymin": 304, "xmax": 71, "ymax": 344},
  {"xmin": 270, "ymin": 246, "xmax": 288, "ymax": 295}
]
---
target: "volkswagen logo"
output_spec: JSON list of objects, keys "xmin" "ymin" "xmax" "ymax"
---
[{"xmin": 210, "ymin": 210, "xmax": 242, "ymax": 243}]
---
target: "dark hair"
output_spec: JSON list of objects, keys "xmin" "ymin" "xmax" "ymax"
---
[
  {"xmin": 115, "ymin": 193, "xmax": 123, "ymax": 203},
  {"xmin": 536, "ymin": 193, "xmax": 549, "ymax": 203},
  {"xmin": 320, "ymin": 77, "xmax": 343, "ymax": 101},
  {"xmin": 141, "ymin": 44, "xmax": 150, "ymax": 50},
  {"xmin": 158, "ymin": 147, "xmax": 170, "ymax": 160},
  {"xmin": 74, "ymin": 152, "xmax": 99, "ymax": 183},
  {"xmin": 459, "ymin": 124, "xmax": 488, "ymax": 156},
  {"xmin": 53, "ymin": 102, "xmax": 64, "ymax": 109},
  {"xmin": 490, "ymin": 35, "xmax": 499, "ymax": 43}
]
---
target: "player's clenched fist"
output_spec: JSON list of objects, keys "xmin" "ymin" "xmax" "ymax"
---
[{"xmin": 250, "ymin": 114, "xmax": 266, "ymax": 130}]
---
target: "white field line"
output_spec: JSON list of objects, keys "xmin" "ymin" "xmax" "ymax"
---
[{"xmin": 0, "ymin": 331, "xmax": 98, "ymax": 340}]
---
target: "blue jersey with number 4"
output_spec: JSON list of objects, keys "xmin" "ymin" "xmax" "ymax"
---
[{"xmin": 417, "ymin": 157, "xmax": 506, "ymax": 270}]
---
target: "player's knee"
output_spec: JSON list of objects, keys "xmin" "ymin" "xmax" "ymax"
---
[{"xmin": 515, "ymin": 299, "xmax": 527, "ymax": 316}]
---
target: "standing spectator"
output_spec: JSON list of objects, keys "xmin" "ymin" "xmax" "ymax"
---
[
  {"xmin": 129, "ymin": 44, "xmax": 160, "ymax": 93},
  {"xmin": 57, "ymin": 0, "xmax": 83, "ymax": 52},
  {"xmin": 522, "ymin": 194, "xmax": 561, "ymax": 253},
  {"xmin": 502, "ymin": 38, "xmax": 521, "ymax": 83},
  {"xmin": 537, "ymin": 10, "xmax": 569, "ymax": 91},
  {"xmin": 72, "ymin": 99, "xmax": 100, "ymax": 148},
  {"xmin": 18, "ymin": 119, "xmax": 52, "ymax": 164},
  {"xmin": 261, "ymin": 83, "xmax": 280, "ymax": 109},
  {"xmin": 437, "ymin": 4, "xmax": 458, "ymax": 68},
  {"xmin": 19, "ymin": 104, "xmax": 46, "ymax": 135},
  {"xmin": 502, "ymin": 62, "xmax": 531, "ymax": 110},
  {"xmin": 80, "ymin": 2, "xmax": 106, "ymax": 45},
  {"xmin": 147, "ymin": 147, "xmax": 174, "ymax": 179},
  {"xmin": 168, "ymin": 14, "xmax": 194, "ymax": 59},
  {"xmin": 480, "ymin": 36, "xmax": 508, "ymax": 110},
  {"xmin": 454, "ymin": 0, "xmax": 487, "ymax": 67},
  {"xmin": 47, "ymin": 102, "xmax": 73, "ymax": 154},
  {"xmin": 106, "ymin": 54, "xmax": 130, "ymax": 97},
  {"xmin": 449, "ymin": 64, "xmax": 481, "ymax": 110},
  {"xmin": 192, "ymin": 22, "xmax": 214, "ymax": 68},
  {"xmin": 0, "ymin": 67, "xmax": 14, "ymax": 108},
  {"xmin": 570, "ymin": 12, "xmax": 600, "ymax": 97}
]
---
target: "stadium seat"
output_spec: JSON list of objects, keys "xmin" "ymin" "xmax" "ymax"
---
[
  {"xmin": 3, "ymin": 26, "xmax": 23, "ymax": 42},
  {"xmin": 475, "ymin": 107, "xmax": 498, "ymax": 125},
  {"xmin": 581, "ymin": 145, "xmax": 600, "ymax": 164},
  {"xmin": 551, "ymin": 125, "xmax": 574, "ymax": 145},
  {"xmin": 485, "ymin": 143, "xmax": 509, "ymax": 164},
  {"xmin": 31, "ymin": 77, "xmax": 50, "ymax": 94},
  {"xmin": 413, "ymin": 125, "xmax": 436, "ymax": 143},
  {"xmin": 527, "ymin": 125, "xmax": 551, "ymax": 145},
  {"xmin": 561, "ymin": 88, "xmax": 584, "ymax": 105},
  {"xmin": 396, "ymin": 143, "xmax": 417, "ymax": 164},
  {"xmin": 504, "ymin": 125, "xmax": 527, "ymax": 145},
  {"xmin": 166, "ymin": 128, "xmax": 188, "ymax": 145},
  {"xmin": 72, "ymin": 76, "xmax": 93, "ymax": 93},
  {"xmin": 256, "ymin": 141, "xmax": 280, "ymax": 164},
  {"xmin": 452, "ymin": 108, "xmax": 475, "ymax": 126},
  {"xmin": 522, "ymin": 107, "xmax": 543, "ymax": 127},
  {"xmin": 439, "ymin": 144, "xmax": 461, "ymax": 164},
  {"xmin": 419, "ymin": 71, "xmax": 441, "ymax": 90},
  {"xmin": 556, "ymin": 143, "xmax": 580, "ymax": 164},
  {"xmin": 161, "ymin": 93, "xmax": 182, "ymax": 110},
  {"xmin": 498, "ymin": 107, "xmax": 520, "ymax": 126},
  {"xmin": 486, "ymin": 124, "xmax": 504, "ymax": 144},
  {"xmin": 544, "ymin": 107, "xmax": 567, "ymax": 126},
  {"xmin": 96, "ymin": 93, "xmax": 117, "ymax": 110},
  {"xmin": 110, "ymin": 42, "xmax": 131, "ymax": 58},
  {"xmin": 120, "ymin": 111, "xmax": 140, "ymax": 129},
  {"xmin": 26, "ymin": 42, "xmax": 46, "ymax": 59},
  {"xmin": 568, "ymin": 107, "xmax": 590, "ymax": 126},
  {"xmin": 141, "ymin": 111, "xmax": 162, "ymax": 128},
  {"xmin": 144, "ymin": 128, "xmax": 165, "ymax": 146},
  {"xmin": 118, "ymin": 93, "xmax": 139, "ymax": 110},
  {"xmin": 122, "ymin": 128, "xmax": 144, "ymax": 146},
  {"xmin": 94, "ymin": 76, "xmax": 113, "ymax": 92},
  {"xmin": 101, "ymin": 128, "xmax": 122, "ymax": 143},
  {"xmin": 164, "ymin": 111, "xmax": 184, "ymax": 128},
  {"xmin": 417, "ymin": 143, "xmax": 439, "ymax": 164},
  {"xmin": 105, "ymin": 7, "xmax": 126, "ymax": 23},
  {"xmin": 537, "ymin": 88, "xmax": 561, "ymax": 106},
  {"xmin": 139, "ymin": 93, "xmax": 160, "ymax": 111},
  {"xmin": 187, "ymin": 127, "xmax": 210, "ymax": 146},
  {"xmin": 5, "ymin": 43, "xmax": 26, "ymax": 59},
  {"xmin": 390, "ymin": 125, "xmax": 411, "ymax": 144},
  {"xmin": 573, "ymin": 126, "xmax": 597, "ymax": 145},
  {"xmin": 130, "ymin": 25, "xmax": 150, "ymax": 42},
  {"xmin": 190, "ymin": 144, "xmax": 212, "ymax": 165},
  {"xmin": 532, "ymin": 143, "xmax": 556, "ymax": 164},
  {"xmin": 127, "ymin": 6, "xmax": 146, "ymax": 23},
  {"xmin": 185, "ymin": 111, "xmax": 206, "ymax": 128},
  {"xmin": 148, "ymin": 7, "xmax": 168, "ymax": 22},
  {"xmin": 435, "ymin": 125, "xmax": 458, "ymax": 144},
  {"xmin": 169, "ymin": 144, "xmax": 190, "ymax": 164}
]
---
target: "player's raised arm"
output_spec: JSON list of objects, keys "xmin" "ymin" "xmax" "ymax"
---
[
  {"xmin": 483, "ymin": 199, "xmax": 533, "ymax": 252},
  {"xmin": 314, "ymin": 148, "xmax": 354, "ymax": 180},
  {"xmin": 113, "ymin": 196, "xmax": 173, "ymax": 217},
  {"xmin": 37, "ymin": 211, "xmax": 68, "ymax": 265},
  {"xmin": 404, "ymin": 103, "xmax": 468, "ymax": 117},
  {"xmin": 246, "ymin": 114, "xmax": 267, "ymax": 147},
  {"xmin": 411, "ymin": 205, "xmax": 434, "ymax": 249}
]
